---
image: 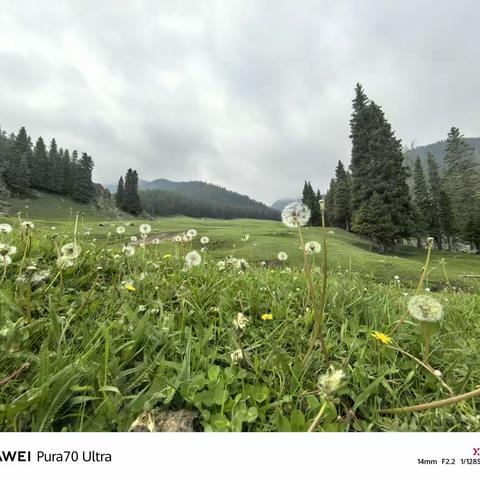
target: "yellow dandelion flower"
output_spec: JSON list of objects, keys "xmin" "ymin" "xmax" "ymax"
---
[
  {"xmin": 261, "ymin": 313, "xmax": 273, "ymax": 321},
  {"xmin": 371, "ymin": 331, "xmax": 391, "ymax": 345},
  {"xmin": 125, "ymin": 284, "xmax": 136, "ymax": 292},
  {"xmin": 163, "ymin": 254, "xmax": 172, "ymax": 259}
]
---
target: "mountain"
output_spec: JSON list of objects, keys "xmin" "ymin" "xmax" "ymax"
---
[
  {"xmin": 405, "ymin": 137, "xmax": 480, "ymax": 167},
  {"xmin": 271, "ymin": 197, "xmax": 301, "ymax": 211},
  {"xmin": 107, "ymin": 178, "xmax": 280, "ymax": 220}
]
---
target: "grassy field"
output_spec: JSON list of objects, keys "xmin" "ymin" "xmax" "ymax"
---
[{"xmin": 0, "ymin": 202, "xmax": 480, "ymax": 432}]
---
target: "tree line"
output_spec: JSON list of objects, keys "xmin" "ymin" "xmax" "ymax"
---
[
  {"xmin": 0, "ymin": 125, "xmax": 95, "ymax": 203},
  {"xmin": 115, "ymin": 169, "xmax": 142, "ymax": 215},
  {"xmin": 307, "ymin": 84, "xmax": 480, "ymax": 251}
]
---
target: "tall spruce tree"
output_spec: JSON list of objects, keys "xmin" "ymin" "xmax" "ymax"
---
[
  {"xmin": 443, "ymin": 127, "xmax": 480, "ymax": 240},
  {"xmin": 116, "ymin": 176, "xmax": 125, "ymax": 208},
  {"xmin": 5, "ymin": 152, "xmax": 30, "ymax": 194},
  {"xmin": 349, "ymin": 87, "xmax": 413, "ymax": 249},
  {"xmin": 122, "ymin": 168, "xmax": 142, "ymax": 215},
  {"xmin": 31, "ymin": 137, "xmax": 48, "ymax": 188},
  {"xmin": 332, "ymin": 160, "xmax": 352, "ymax": 230},
  {"xmin": 412, "ymin": 156, "xmax": 433, "ymax": 242},
  {"xmin": 45, "ymin": 138, "xmax": 59, "ymax": 192},
  {"xmin": 72, "ymin": 153, "xmax": 94, "ymax": 203}
]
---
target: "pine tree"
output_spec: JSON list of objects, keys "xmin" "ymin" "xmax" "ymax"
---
[
  {"xmin": 72, "ymin": 153, "xmax": 94, "ymax": 203},
  {"xmin": 349, "ymin": 91, "xmax": 413, "ymax": 248},
  {"xmin": 333, "ymin": 160, "xmax": 352, "ymax": 230},
  {"xmin": 62, "ymin": 149, "xmax": 72, "ymax": 195},
  {"xmin": 324, "ymin": 178, "xmax": 337, "ymax": 226},
  {"xmin": 116, "ymin": 176, "xmax": 125, "ymax": 208},
  {"xmin": 45, "ymin": 138, "xmax": 59, "ymax": 192},
  {"xmin": 5, "ymin": 152, "xmax": 30, "ymax": 193},
  {"xmin": 31, "ymin": 137, "xmax": 48, "ymax": 188},
  {"xmin": 412, "ymin": 156, "xmax": 433, "ymax": 241},
  {"xmin": 122, "ymin": 168, "xmax": 142, "ymax": 215},
  {"xmin": 443, "ymin": 127, "xmax": 480, "ymax": 240},
  {"xmin": 349, "ymin": 83, "xmax": 370, "ymax": 211}
]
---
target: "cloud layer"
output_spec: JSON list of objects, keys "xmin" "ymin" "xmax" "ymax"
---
[{"xmin": 0, "ymin": 1, "xmax": 478, "ymax": 203}]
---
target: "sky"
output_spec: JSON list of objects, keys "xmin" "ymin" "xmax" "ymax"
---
[{"xmin": 0, "ymin": 1, "xmax": 479, "ymax": 204}]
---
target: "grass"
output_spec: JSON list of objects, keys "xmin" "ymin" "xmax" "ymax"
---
[{"xmin": 0, "ymin": 209, "xmax": 479, "ymax": 432}]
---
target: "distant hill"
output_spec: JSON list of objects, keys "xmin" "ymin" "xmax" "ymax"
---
[
  {"xmin": 271, "ymin": 198, "xmax": 301, "ymax": 211},
  {"xmin": 106, "ymin": 178, "xmax": 280, "ymax": 220},
  {"xmin": 405, "ymin": 137, "xmax": 480, "ymax": 168}
]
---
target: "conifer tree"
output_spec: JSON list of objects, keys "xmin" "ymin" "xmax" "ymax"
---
[
  {"xmin": 5, "ymin": 152, "xmax": 30, "ymax": 193},
  {"xmin": 412, "ymin": 156, "xmax": 433, "ymax": 240},
  {"xmin": 31, "ymin": 137, "xmax": 48, "ymax": 188},
  {"xmin": 72, "ymin": 153, "xmax": 94, "ymax": 203},
  {"xmin": 46, "ymin": 138, "xmax": 59, "ymax": 192},
  {"xmin": 333, "ymin": 160, "xmax": 352, "ymax": 230},
  {"xmin": 443, "ymin": 127, "xmax": 480, "ymax": 238},
  {"xmin": 116, "ymin": 176, "xmax": 125, "ymax": 208}
]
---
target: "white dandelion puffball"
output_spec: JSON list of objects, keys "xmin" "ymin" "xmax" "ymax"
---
[
  {"xmin": 217, "ymin": 260, "xmax": 226, "ymax": 270},
  {"xmin": 0, "ymin": 255, "xmax": 12, "ymax": 266},
  {"xmin": 0, "ymin": 224, "xmax": 12, "ymax": 234},
  {"xmin": 139, "ymin": 224, "xmax": 152, "ymax": 235},
  {"xmin": 152, "ymin": 238, "xmax": 160, "ymax": 245},
  {"xmin": 319, "ymin": 366, "xmax": 345, "ymax": 396},
  {"xmin": 187, "ymin": 229, "xmax": 197, "ymax": 238},
  {"xmin": 116, "ymin": 226, "xmax": 126, "ymax": 234},
  {"xmin": 200, "ymin": 247, "xmax": 207, "ymax": 252},
  {"xmin": 31, "ymin": 270, "xmax": 50, "ymax": 286},
  {"xmin": 241, "ymin": 233, "xmax": 250, "ymax": 242},
  {"xmin": 56, "ymin": 256, "xmax": 74, "ymax": 269},
  {"xmin": 122, "ymin": 245, "xmax": 135, "ymax": 257},
  {"xmin": 185, "ymin": 250, "xmax": 202, "ymax": 266},
  {"xmin": 277, "ymin": 251, "xmax": 288, "ymax": 261},
  {"xmin": 200, "ymin": 236, "xmax": 209, "ymax": 244},
  {"xmin": 174, "ymin": 235, "xmax": 182, "ymax": 242},
  {"xmin": 407, "ymin": 295, "xmax": 443, "ymax": 322},
  {"xmin": 304, "ymin": 241, "xmax": 321, "ymax": 254},
  {"xmin": 0, "ymin": 244, "xmax": 17, "ymax": 257},
  {"xmin": 21, "ymin": 221, "xmax": 35, "ymax": 230},
  {"xmin": 130, "ymin": 236, "xmax": 138, "ymax": 242},
  {"xmin": 61, "ymin": 243, "xmax": 81, "ymax": 259},
  {"xmin": 230, "ymin": 349, "xmax": 244, "ymax": 363},
  {"xmin": 233, "ymin": 312, "xmax": 249, "ymax": 330},
  {"xmin": 281, "ymin": 202, "xmax": 311, "ymax": 228},
  {"xmin": 236, "ymin": 258, "xmax": 249, "ymax": 271}
]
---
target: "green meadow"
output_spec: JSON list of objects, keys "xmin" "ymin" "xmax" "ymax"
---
[{"xmin": 0, "ymin": 198, "xmax": 479, "ymax": 432}]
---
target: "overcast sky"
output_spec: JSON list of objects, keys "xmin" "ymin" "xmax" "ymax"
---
[{"xmin": 0, "ymin": 1, "xmax": 478, "ymax": 204}]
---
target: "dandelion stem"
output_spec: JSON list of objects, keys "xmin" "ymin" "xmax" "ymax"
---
[
  {"xmin": 307, "ymin": 402, "xmax": 327, "ymax": 432},
  {"xmin": 379, "ymin": 385, "xmax": 480, "ymax": 414}
]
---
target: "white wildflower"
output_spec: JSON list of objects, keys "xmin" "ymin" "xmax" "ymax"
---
[
  {"xmin": 185, "ymin": 250, "xmax": 202, "ymax": 267},
  {"xmin": 122, "ymin": 245, "xmax": 135, "ymax": 257},
  {"xmin": 233, "ymin": 312, "xmax": 249, "ymax": 330},
  {"xmin": 200, "ymin": 236, "xmax": 209, "ymax": 244},
  {"xmin": 21, "ymin": 221, "xmax": 34, "ymax": 231},
  {"xmin": 277, "ymin": 251, "xmax": 288, "ymax": 261},
  {"xmin": 187, "ymin": 229, "xmax": 197, "ymax": 238},
  {"xmin": 407, "ymin": 295, "xmax": 443, "ymax": 322},
  {"xmin": 230, "ymin": 349, "xmax": 244, "ymax": 363},
  {"xmin": 217, "ymin": 260, "xmax": 226, "ymax": 271},
  {"xmin": 304, "ymin": 241, "xmax": 321, "ymax": 254},
  {"xmin": 130, "ymin": 236, "xmax": 138, "ymax": 242},
  {"xmin": 61, "ymin": 243, "xmax": 81, "ymax": 259},
  {"xmin": 318, "ymin": 366, "xmax": 345, "ymax": 397},
  {"xmin": 116, "ymin": 226, "xmax": 126, "ymax": 234},
  {"xmin": 139, "ymin": 224, "xmax": 152, "ymax": 235},
  {"xmin": 281, "ymin": 202, "xmax": 311, "ymax": 228}
]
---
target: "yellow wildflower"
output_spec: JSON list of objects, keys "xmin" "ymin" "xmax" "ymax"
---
[
  {"xmin": 261, "ymin": 313, "xmax": 273, "ymax": 321},
  {"xmin": 125, "ymin": 284, "xmax": 136, "ymax": 292},
  {"xmin": 163, "ymin": 254, "xmax": 172, "ymax": 259},
  {"xmin": 371, "ymin": 331, "xmax": 391, "ymax": 345}
]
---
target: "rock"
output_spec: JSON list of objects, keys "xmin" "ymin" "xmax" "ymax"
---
[{"xmin": 129, "ymin": 409, "xmax": 201, "ymax": 432}]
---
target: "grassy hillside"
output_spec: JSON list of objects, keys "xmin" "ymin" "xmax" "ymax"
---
[{"xmin": 4, "ymin": 191, "xmax": 123, "ymax": 221}]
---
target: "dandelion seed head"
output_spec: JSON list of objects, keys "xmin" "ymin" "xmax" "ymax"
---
[
  {"xmin": 200, "ymin": 236, "xmax": 209, "ymax": 244},
  {"xmin": 187, "ymin": 229, "xmax": 197, "ymax": 238},
  {"xmin": 21, "ymin": 221, "xmax": 34, "ymax": 230},
  {"xmin": 139, "ymin": 224, "xmax": 152, "ymax": 234},
  {"xmin": 281, "ymin": 202, "xmax": 311, "ymax": 228},
  {"xmin": 61, "ymin": 243, "xmax": 81, "ymax": 259},
  {"xmin": 56, "ymin": 256, "xmax": 75, "ymax": 269},
  {"xmin": 304, "ymin": 241, "xmax": 321, "ymax": 254},
  {"xmin": 130, "ymin": 236, "xmax": 138, "ymax": 242},
  {"xmin": 122, "ymin": 245, "xmax": 135, "ymax": 257},
  {"xmin": 217, "ymin": 260, "xmax": 226, "ymax": 270},
  {"xmin": 174, "ymin": 235, "xmax": 182, "ymax": 243},
  {"xmin": 0, "ymin": 243, "xmax": 16, "ymax": 256},
  {"xmin": 233, "ymin": 312, "xmax": 249, "ymax": 330},
  {"xmin": 0, "ymin": 224, "xmax": 12, "ymax": 234},
  {"xmin": 185, "ymin": 250, "xmax": 202, "ymax": 267},
  {"xmin": 407, "ymin": 295, "xmax": 443, "ymax": 322},
  {"xmin": 230, "ymin": 349, "xmax": 244, "ymax": 363},
  {"xmin": 0, "ymin": 255, "xmax": 12, "ymax": 266},
  {"xmin": 152, "ymin": 238, "xmax": 160, "ymax": 245},
  {"xmin": 116, "ymin": 226, "xmax": 126, "ymax": 234},
  {"xmin": 318, "ymin": 366, "xmax": 345, "ymax": 397},
  {"xmin": 277, "ymin": 251, "xmax": 288, "ymax": 261}
]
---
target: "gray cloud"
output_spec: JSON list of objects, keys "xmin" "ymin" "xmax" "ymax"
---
[{"xmin": 0, "ymin": 0, "xmax": 478, "ymax": 203}]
